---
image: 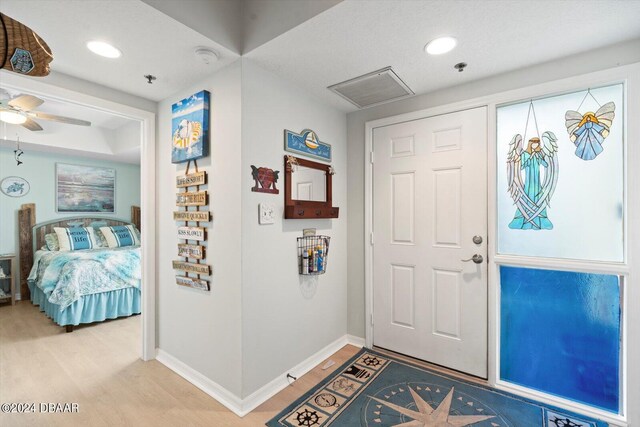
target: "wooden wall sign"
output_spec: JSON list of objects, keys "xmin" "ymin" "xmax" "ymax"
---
[
  {"xmin": 176, "ymin": 171, "xmax": 207, "ymax": 188},
  {"xmin": 176, "ymin": 276, "xmax": 209, "ymax": 291},
  {"xmin": 173, "ymin": 260, "xmax": 211, "ymax": 275},
  {"xmin": 177, "ymin": 226, "xmax": 206, "ymax": 241},
  {"xmin": 251, "ymin": 165, "xmax": 280, "ymax": 194},
  {"xmin": 178, "ymin": 244, "xmax": 205, "ymax": 259},
  {"xmin": 176, "ymin": 191, "xmax": 208, "ymax": 206},
  {"xmin": 173, "ymin": 211, "xmax": 211, "ymax": 222},
  {"xmin": 175, "ymin": 159, "xmax": 211, "ymax": 291}
]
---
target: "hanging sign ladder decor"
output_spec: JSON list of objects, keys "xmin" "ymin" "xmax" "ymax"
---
[{"xmin": 173, "ymin": 159, "xmax": 212, "ymax": 291}]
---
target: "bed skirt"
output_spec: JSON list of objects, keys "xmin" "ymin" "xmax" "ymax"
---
[{"xmin": 29, "ymin": 282, "xmax": 141, "ymax": 326}]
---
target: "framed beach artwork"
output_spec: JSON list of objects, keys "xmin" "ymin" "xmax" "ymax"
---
[
  {"xmin": 172, "ymin": 90, "xmax": 210, "ymax": 163},
  {"xmin": 56, "ymin": 163, "xmax": 115, "ymax": 213}
]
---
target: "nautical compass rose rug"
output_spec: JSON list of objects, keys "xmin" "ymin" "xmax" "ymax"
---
[{"xmin": 266, "ymin": 349, "xmax": 608, "ymax": 427}]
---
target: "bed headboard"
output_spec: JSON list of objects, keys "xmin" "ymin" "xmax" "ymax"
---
[{"xmin": 33, "ymin": 216, "xmax": 134, "ymax": 253}]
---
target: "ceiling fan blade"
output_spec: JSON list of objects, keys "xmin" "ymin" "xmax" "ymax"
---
[
  {"xmin": 29, "ymin": 111, "xmax": 91, "ymax": 126},
  {"xmin": 8, "ymin": 94, "xmax": 45, "ymax": 111},
  {"xmin": 22, "ymin": 117, "xmax": 43, "ymax": 131}
]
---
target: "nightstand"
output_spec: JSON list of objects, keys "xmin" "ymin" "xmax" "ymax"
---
[{"xmin": 0, "ymin": 254, "xmax": 16, "ymax": 306}]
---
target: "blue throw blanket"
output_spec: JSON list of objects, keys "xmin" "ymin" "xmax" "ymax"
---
[{"xmin": 28, "ymin": 247, "xmax": 141, "ymax": 310}]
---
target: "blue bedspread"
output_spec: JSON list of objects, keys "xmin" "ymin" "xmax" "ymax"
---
[{"xmin": 28, "ymin": 247, "xmax": 141, "ymax": 310}]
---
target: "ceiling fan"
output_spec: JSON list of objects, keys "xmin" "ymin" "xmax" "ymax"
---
[{"xmin": 0, "ymin": 93, "xmax": 91, "ymax": 131}]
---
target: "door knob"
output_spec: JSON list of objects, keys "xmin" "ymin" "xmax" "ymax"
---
[{"xmin": 461, "ymin": 254, "xmax": 483, "ymax": 264}]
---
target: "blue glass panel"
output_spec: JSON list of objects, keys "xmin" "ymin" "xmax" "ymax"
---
[{"xmin": 500, "ymin": 266, "xmax": 620, "ymax": 412}]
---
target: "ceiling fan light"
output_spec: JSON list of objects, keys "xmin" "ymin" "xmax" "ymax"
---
[
  {"xmin": 0, "ymin": 110, "xmax": 27, "ymax": 125},
  {"xmin": 425, "ymin": 36, "xmax": 457, "ymax": 55},
  {"xmin": 86, "ymin": 40, "xmax": 122, "ymax": 59}
]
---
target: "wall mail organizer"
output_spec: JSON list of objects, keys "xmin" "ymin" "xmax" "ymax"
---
[
  {"xmin": 297, "ymin": 235, "xmax": 330, "ymax": 275},
  {"xmin": 173, "ymin": 160, "xmax": 211, "ymax": 291}
]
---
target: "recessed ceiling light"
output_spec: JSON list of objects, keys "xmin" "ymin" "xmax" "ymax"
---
[
  {"xmin": 0, "ymin": 110, "xmax": 27, "ymax": 125},
  {"xmin": 425, "ymin": 36, "xmax": 457, "ymax": 55},
  {"xmin": 86, "ymin": 40, "xmax": 122, "ymax": 59}
]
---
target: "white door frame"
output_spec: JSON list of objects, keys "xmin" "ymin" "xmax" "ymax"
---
[
  {"xmin": 365, "ymin": 63, "xmax": 640, "ymax": 426},
  {"xmin": 2, "ymin": 72, "xmax": 157, "ymax": 361}
]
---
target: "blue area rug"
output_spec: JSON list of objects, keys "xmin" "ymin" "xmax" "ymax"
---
[{"xmin": 267, "ymin": 348, "xmax": 608, "ymax": 427}]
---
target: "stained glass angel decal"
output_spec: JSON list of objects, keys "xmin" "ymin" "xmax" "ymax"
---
[
  {"xmin": 565, "ymin": 90, "xmax": 615, "ymax": 161},
  {"xmin": 507, "ymin": 131, "xmax": 559, "ymax": 230}
]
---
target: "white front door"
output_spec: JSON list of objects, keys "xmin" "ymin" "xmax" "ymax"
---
[{"xmin": 372, "ymin": 107, "xmax": 488, "ymax": 378}]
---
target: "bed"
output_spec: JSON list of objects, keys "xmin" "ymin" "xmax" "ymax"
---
[{"xmin": 27, "ymin": 217, "xmax": 141, "ymax": 332}]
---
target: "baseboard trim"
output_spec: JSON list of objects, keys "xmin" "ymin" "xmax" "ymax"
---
[
  {"xmin": 155, "ymin": 334, "xmax": 366, "ymax": 417},
  {"xmin": 242, "ymin": 334, "xmax": 365, "ymax": 415},
  {"xmin": 155, "ymin": 349, "xmax": 244, "ymax": 417},
  {"xmin": 346, "ymin": 334, "xmax": 365, "ymax": 347}
]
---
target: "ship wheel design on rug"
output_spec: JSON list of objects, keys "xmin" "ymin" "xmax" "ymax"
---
[
  {"xmin": 549, "ymin": 417, "xmax": 584, "ymax": 427},
  {"xmin": 295, "ymin": 408, "xmax": 321, "ymax": 426},
  {"xmin": 364, "ymin": 383, "xmax": 510, "ymax": 427},
  {"xmin": 361, "ymin": 355, "xmax": 384, "ymax": 367}
]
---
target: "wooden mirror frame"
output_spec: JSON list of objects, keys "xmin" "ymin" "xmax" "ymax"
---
[{"xmin": 284, "ymin": 155, "xmax": 339, "ymax": 219}]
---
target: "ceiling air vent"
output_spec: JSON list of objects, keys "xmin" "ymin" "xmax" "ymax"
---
[{"xmin": 328, "ymin": 66, "xmax": 414, "ymax": 109}]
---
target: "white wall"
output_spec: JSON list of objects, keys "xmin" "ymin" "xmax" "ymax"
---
[
  {"xmin": 241, "ymin": 59, "xmax": 347, "ymax": 397},
  {"xmin": 112, "ymin": 121, "xmax": 143, "ymax": 163},
  {"xmin": 13, "ymin": 70, "xmax": 158, "ymax": 114},
  {"xmin": 0, "ymin": 122, "xmax": 141, "ymax": 164},
  {"xmin": 346, "ymin": 38, "xmax": 640, "ymax": 339},
  {"xmin": 155, "ymin": 60, "xmax": 243, "ymax": 396},
  {"xmin": 241, "ymin": 0, "xmax": 342, "ymax": 53},
  {"xmin": 3, "ymin": 124, "xmax": 114, "ymax": 156},
  {"xmin": 141, "ymin": 0, "xmax": 243, "ymax": 53}
]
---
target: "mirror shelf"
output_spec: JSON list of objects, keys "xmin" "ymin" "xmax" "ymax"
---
[{"xmin": 284, "ymin": 155, "xmax": 339, "ymax": 219}]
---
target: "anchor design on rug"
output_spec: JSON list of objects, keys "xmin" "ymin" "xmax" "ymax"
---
[{"xmin": 369, "ymin": 387, "xmax": 495, "ymax": 427}]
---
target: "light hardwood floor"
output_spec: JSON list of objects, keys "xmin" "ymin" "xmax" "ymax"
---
[{"xmin": 0, "ymin": 301, "xmax": 360, "ymax": 427}]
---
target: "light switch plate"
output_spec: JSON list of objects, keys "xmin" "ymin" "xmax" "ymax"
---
[{"xmin": 259, "ymin": 203, "xmax": 276, "ymax": 224}]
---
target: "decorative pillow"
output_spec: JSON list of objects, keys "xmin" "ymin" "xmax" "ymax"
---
[
  {"xmin": 53, "ymin": 227, "xmax": 99, "ymax": 251},
  {"xmin": 44, "ymin": 233, "xmax": 60, "ymax": 251},
  {"xmin": 99, "ymin": 225, "xmax": 141, "ymax": 248},
  {"xmin": 94, "ymin": 228, "xmax": 109, "ymax": 248}
]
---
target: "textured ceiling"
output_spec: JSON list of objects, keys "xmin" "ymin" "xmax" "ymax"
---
[
  {"xmin": 246, "ymin": 0, "xmax": 640, "ymax": 112},
  {"xmin": 1, "ymin": 0, "xmax": 240, "ymax": 101},
  {"xmin": 3, "ymin": 0, "xmax": 639, "ymax": 110},
  {"xmin": 241, "ymin": 0, "xmax": 343, "ymax": 53}
]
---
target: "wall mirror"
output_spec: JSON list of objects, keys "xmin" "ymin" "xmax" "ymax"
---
[
  {"xmin": 284, "ymin": 155, "xmax": 339, "ymax": 219},
  {"xmin": 291, "ymin": 166, "xmax": 327, "ymax": 202}
]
